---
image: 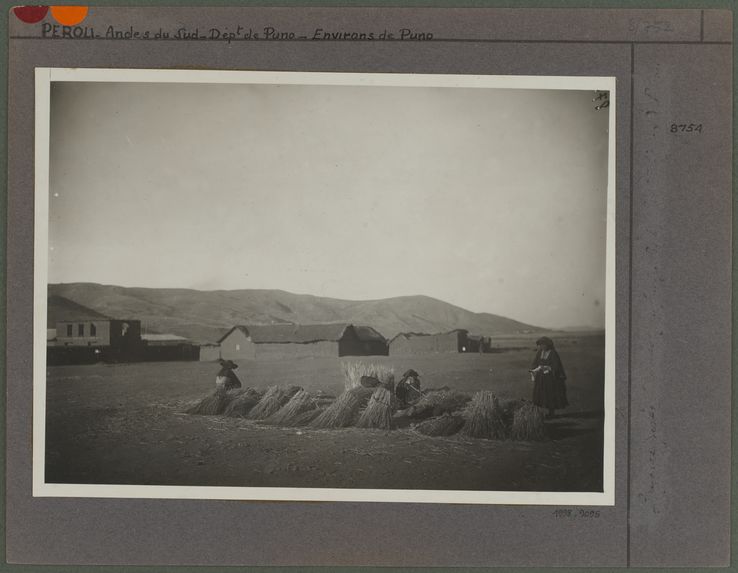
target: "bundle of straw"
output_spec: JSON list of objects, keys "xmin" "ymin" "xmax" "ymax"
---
[
  {"xmin": 462, "ymin": 391, "xmax": 508, "ymax": 439},
  {"xmin": 408, "ymin": 390, "xmax": 471, "ymax": 420},
  {"xmin": 291, "ymin": 408, "xmax": 324, "ymax": 426},
  {"xmin": 284, "ymin": 385, "xmax": 303, "ymax": 399},
  {"xmin": 356, "ymin": 387, "xmax": 394, "ymax": 430},
  {"xmin": 314, "ymin": 391, "xmax": 336, "ymax": 408},
  {"xmin": 414, "ymin": 413, "xmax": 465, "ymax": 437},
  {"xmin": 222, "ymin": 387, "xmax": 263, "ymax": 418},
  {"xmin": 342, "ymin": 362, "xmax": 395, "ymax": 391},
  {"xmin": 263, "ymin": 390, "xmax": 318, "ymax": 426},
  {"xmin": 499, "ymin": 398, "xmax": 525, "ymax": 428},
  {"xmin": 247, "ymin": 386, "xmax": 288, "ymax": 420},
  {"xmin": 510, "ymin": 402, "xmax": 546, "ymax": 441},
  {"xmin": 360, "ymin": 375, "xmax": 381, "ymax": 388},
  {"xmin": 310, "ymin": 386, "xmax": 373, "ymax": 429},
  {"xmin": 186, "ymin": 389, "xmax": 235, "ymax": 416}
]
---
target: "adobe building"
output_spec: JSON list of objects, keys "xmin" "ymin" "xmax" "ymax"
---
[
  {"xmin": 218, "ymin": 323, "xmax": 388, "ymax": 360},
  {"xmin": 198, "ymin": 342, "xmax": 222, "ymax": 362},
  {"xmin": 466, "ymin": 335, "xmax": 492, "ymax": 353},
  {"xmin": 389, "ymin": 329, "xmax": 487, "ymax": 355},
  {"xmin": 141, "ymin": 333, "xmax": 200, "ymax": 361},
  {"xmin": 47, "ymin": 295, "xmax": 143, "ymax": 364}
]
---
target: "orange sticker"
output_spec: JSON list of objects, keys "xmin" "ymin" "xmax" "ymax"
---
[{"xmin": 50, "ymin": 5, "xmax": 88, "ymax": 26}]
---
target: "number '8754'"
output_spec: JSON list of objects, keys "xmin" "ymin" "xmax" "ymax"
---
[{"xmin": 670, "ymin": 123, "xmax": 703, "ymax": 133}]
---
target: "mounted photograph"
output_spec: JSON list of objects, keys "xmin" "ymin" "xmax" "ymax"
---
[{"xmin": 33, "ymin": 69, "xmax": 615, "ymax": 504}]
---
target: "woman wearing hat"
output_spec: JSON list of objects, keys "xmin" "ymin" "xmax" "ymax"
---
[
  {"xmin": 529, "ymin": 337, "xmax": 568, "ymax": 418},
  {"xmin": 215, "ymin": 358, "xmax": 242, "ymax": 393}
]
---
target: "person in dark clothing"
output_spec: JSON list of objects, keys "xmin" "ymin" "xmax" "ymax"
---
[
  {"xmin": 215, "ymin": 359, "xmax": 242, "ymax": 393},
  {"xmin": 396, "ymin": 369, "xmax": 421, "ymax": 408},
  {"xmin": 529, "ymin": 336, "xmax": 568, "ymax": 418}
]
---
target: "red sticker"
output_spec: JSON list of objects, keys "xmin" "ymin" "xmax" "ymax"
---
[{"xmin": 13, "ymin": 5, "xmax": 49, "ymax": 23}]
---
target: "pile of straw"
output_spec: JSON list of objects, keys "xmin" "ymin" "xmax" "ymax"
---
[
  {"xmin": 314, "ymin": 391, "xmax": 336, "ymax": 408},
  {"xmin": 342, "ymin": 362, "xmax": 395, "ymax": 390},
  {"xmin": 283, "ymin": 385, "xmax": 303, "ymax": 399},
  {"xmin": 510, "ymin": 402, "xmax": 546, "ymax": 441},
  {"xmin": 407, "ymin": 390, "xmax": 471, "ymax": 419},
  {"xmin": 462, "ymin": 391, "xmax": 508, "ymax": 439},
  {"xmin": 356, "ymin": 387, "xmax": 394, "ymax": 430},
  {"xmin": 310, "ymin": 386, "xmax": 373, "ymax": 429},
  {"xmin": 291, "ymin": 408, "xmax": 323, "ymax": 426},
  {"xmin": 247, "ymin": 386, "xmax": 289, "ymax": 420},
  {"xmin": 223, "ymin": 387, "xmax": 263, "ymax": 418},
  {"xmin": 263, "ymin": 390, "xmax": 318, "ymax": 426},
  {"xmin": 186, "ymin": 389, "xmax": 235, "ymax": 416},
  {"xmin": 414, "ymin": 413, "xmax": 465, "ymax": 437},
  {"xmin": 499, "ymin": 398, "xmax": 525, "ymax": 427},
  {"xmin": 360, "ymin": 375, "xmax": 381, "ymax": 388}
]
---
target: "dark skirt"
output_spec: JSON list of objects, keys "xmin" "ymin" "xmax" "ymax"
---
[{"xmin": 532, "ymin": 374, "xmax": 568, "ymax": 410}]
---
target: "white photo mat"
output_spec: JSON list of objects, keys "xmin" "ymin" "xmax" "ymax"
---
[{"xmin": 33, "ymin": 68, "xmax": 617, "ymax": 505}]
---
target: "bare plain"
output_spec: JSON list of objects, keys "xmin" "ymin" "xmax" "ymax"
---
[{"xmin": 45, "ymin": 333, "xmax": 604, "ymax": 492}]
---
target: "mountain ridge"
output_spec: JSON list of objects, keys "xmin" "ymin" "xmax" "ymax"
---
[{"xmin": 47, "ymin": 282, "xmax": 545, "ymax": 343}]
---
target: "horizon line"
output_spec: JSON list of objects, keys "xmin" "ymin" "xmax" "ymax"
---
[{"xmin": 47, "ymin": 280, "xmax": 606, "ymax": 332}]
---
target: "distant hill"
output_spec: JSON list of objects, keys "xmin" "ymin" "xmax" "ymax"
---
[
  {"xmin": 47, "ymin": 283, "xmax": 543, "ymax": 343},
  {"xmin": 47, "ymin": 295, "xmax": 111, "ymax": 326},
  {"xmin": 559, "ymin": 325, "xmax": 606, "ymax": 334}
]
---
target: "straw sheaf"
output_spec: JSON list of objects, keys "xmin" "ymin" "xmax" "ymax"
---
[
  {"xmin": 342, "ymin": 362, "xmax": 395, "ymax": 391},
  {"xmin": 356, "ymin": 387, "xmax": 394, "ymax": 430},
  {"xmin": 510, "ymin": 402, "xmax": 546, "ymax": 441},
  {"xmin": 222, "ymin": 387, "xmax": 263, "ymax": 418},
  {"xmin": 407, "ymin": 390, "xmax": 471, "ymax": 419},
  {"xmin": 247, "ymin": 386, "xmax": 289, "ymax": 420},
  {"xmin": 290, "ymin": 408, "xmax": 324, "ymax": 426},
  {"xmin": 263, "ymin": 390, "xmax": 318, "ymax": 426},
  {"xmin": 414, "ymin": 413, "xmax": 466, "ymax": 437},
  {"xmin": 310, "ymin": 386, "xmax": 373, "ymax": 429},
  {"xmin": 186, "ymin": 389, "xmax": 236, "ymax": 416},
  {"xmin": 462, "ymin": 391, "xmax": 508, "ymax": 439}
]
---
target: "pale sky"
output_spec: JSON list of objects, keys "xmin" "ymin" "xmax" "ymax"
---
[{"xmin": 48, "ymin": 81, "xmax": 610, "ymax": 329}]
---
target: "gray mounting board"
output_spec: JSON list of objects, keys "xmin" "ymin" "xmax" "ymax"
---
[{"xmin": 5, "ymin": 6, "xmax": 733, "ymax": 568}]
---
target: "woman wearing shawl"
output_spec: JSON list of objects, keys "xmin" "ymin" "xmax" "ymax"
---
[
  {"xmin": 529, "ymin": 336, "xmax": 568, "ymax": 418},
  {"xmin": 395, "ymin": 369, "xmax": 421, "ymax": 408},
  {"xmin": 215, "ymin": 359, "xmax": 242, "ymax": 393}
]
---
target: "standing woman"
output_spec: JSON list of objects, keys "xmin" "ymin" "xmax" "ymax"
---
[{"xmin": 529, "ymin": 336, "xmax": 568, "ymax": 418}]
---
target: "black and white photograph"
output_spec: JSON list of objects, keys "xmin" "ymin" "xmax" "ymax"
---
[{"xmin": 34, "ymin": 69, "xmax": 615, "ymax": 504}]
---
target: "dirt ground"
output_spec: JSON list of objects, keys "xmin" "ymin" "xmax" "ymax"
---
[{"xmin": 45, "ymin": 334, "xmax": 605, "ymax": 492}]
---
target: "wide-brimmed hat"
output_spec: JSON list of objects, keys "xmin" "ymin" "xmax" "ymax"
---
[
  {"xmin": 535, "ymin": 336, "xmax": 554, "ymax": 349},
  {"xmin": 217, "ymin": 358, "xmax": 238, "ymax": 369}
]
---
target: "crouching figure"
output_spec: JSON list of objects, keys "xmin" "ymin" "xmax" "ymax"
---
[
  {"xmin": 215, "ymin": 359, "xmax": 242, "ymax": 393},
  {"xmin": 395, "ymin": 368, "xmax": 422, "ymax": 408}
]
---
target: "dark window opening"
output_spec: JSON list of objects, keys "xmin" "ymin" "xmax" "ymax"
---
[
  {"xmin": 90, "ymin": 323, "xmax": 97, "ymax": 336},
  {"xmin": 78, "ymin": 323, "xmax": 84, "ymax": 337},
  {"xmin": 66, "ymin": 324, "xmax": 73, "ymax": 337}
]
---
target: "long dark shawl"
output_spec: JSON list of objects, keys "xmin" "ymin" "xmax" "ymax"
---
[{"xmin": 531, "ymin": 349, "xmax": 567, "ymax": 380}]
